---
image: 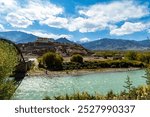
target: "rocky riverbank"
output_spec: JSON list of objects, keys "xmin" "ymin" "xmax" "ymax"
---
[{"xmin": 27, "ymin": 68, "xmax": 142, "ymax": 78}]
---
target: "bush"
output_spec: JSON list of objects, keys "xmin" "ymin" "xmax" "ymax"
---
[
  {"xmin": 125, "ymin": 51, "xmax": 137, "ymax": 60},
  {"xmin": 70, "ymin": 54, "xmax": 83, "ymax": 63},
  {"xmin": 62, "ymin": 60, "xmax": 144, "ymax": 70},
  {"xmin": 138, "ymin": 54, "xmax": 150, "ymax": 64},
  {"xmin": 41, "ymin": 52, "xmax": 63, "ymax": 70},
  {"xmin": 143, "ymin": 68, "xmax": 150, "ymax": 85}
]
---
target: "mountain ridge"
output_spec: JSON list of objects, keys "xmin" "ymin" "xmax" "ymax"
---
[
  {"xmin": 1, "ymin": 31, "xmax": 150, "ymax": 50},
  {"xmin": 0, "ymin": 31, "xmax": 37, "ymax": 43},
  {"xmin": 81, "ymin": 38, "xmax": 148, "ymax": 50}
]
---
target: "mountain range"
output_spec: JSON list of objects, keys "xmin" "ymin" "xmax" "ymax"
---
[
  {"xmin": 0, "ymin": 31, "xmax": 37, "ymax": 43},
  {"xmin": 0, "ymin": 31, "xmax": 75, "ymax": 44},
  {"xmin": 81, "ymin": 38, "xmax": 150, "ymax": 50},
  {"xmin": 0, "ymin": 31, "xmax": 150, "ymax": 50}
]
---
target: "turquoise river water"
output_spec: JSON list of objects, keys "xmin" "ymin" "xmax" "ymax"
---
[{"xmin": 12, "ymin": 69, "xmax": 146, "ymax": 100}]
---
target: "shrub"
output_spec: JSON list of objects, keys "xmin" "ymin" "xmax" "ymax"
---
[
  {"xmin": 143, "ymin": 68, "xmax": 150, "ymax": 85},
  {"xmin": 41, "ymin": 52, "xmax": 63, "ymax": 70},
  {"xmin": 70, "ymin": 54, "xmax": 83, "ymax": 63},
  {"xmin": 125, "ymin": 51, "xmax": 137, "ymax": 60},
  {"xmin": 138, "ymin": 54, "xmax": 150, "ymax": 64}
]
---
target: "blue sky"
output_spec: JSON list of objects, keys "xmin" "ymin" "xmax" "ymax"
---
[{"xmin": 0, "ymin": 0, "xmax": 150, "ymax": 42}]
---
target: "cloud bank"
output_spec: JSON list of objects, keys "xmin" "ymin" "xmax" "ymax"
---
[{"xmin": 0, "ymin": 0, "xmax": 149, "ymax": 36}]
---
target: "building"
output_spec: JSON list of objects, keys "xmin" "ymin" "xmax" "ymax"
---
[{"xmin": 36, "ymin": 37, "xmax": 50, "ymax": 43}]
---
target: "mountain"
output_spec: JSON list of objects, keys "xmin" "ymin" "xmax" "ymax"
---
[
  {"xmin": 55, "ymin": 37, "xmax": 75, "ymax": 44},
  {"xmin": 0, "ymin": 31, "xmax": 37, "ymax": 43},
  {"xmin": 0, "ymin": 31, "xmax": 75, "ymax": 44},
  {"xmin": 138, "ymin": 40, "xmax": 150, "ymax": 47},
  {"xmin": 1, "ymin": 31, "xmax": 150, "ymax": 50},
  {"xmin": 81, "ymin": 38, "xmax": 148, "ymax": 50}
]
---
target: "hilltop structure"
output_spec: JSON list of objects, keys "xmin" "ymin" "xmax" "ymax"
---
[{"xmin": 36, "ymin": 37, "xmax": 55, "ymax": 43}]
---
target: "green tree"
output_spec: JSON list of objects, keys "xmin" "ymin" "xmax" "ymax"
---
[
  {"xmin": 0, "ymin": 39, "xmax": 18, "ymax": 99},
  {"xmin": 42, "ymin": 52, "xmax": 63, "ymax": 70},
  {"xmin": 123, "ymin": 76, "xmax": 133, "ymax": 99},
  {"xmin": 137, "ymin": 53, "xmax": 150, "ymax": 64},
  {"xmin": 70, "ymin": 54, "xmax": 83, "ymax": 63},
  {"xmin": 125, "ymin": 51, "xmax": 137, "ymax": 60},
  {"xmin": 143, "ymin": 68, "xmax": 150, "ymax": 85}
]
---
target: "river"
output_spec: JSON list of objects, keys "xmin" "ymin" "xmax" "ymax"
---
[{"xmin": 12, "ymin": 69, "xmax": 146, "ymax": 100}]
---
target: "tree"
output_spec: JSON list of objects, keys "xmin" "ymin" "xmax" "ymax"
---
[
  {"xmin": 143, "ymin": 68, "xmax": 150, "ymax": 85},
  {"xmin": 0, "ymin": 39, "xmax": 19, "ymax": 99},
  {"xmin": 123, "ymin": 76, "xmax": 133, "ymax": 99},
  {"xmin": 125, "ymin": 51, "xmax": 137, "ymax": 60},
  {"xmin": 70, "ymin": 54, "xmax": 83, "ymax": 63},
  {"xmin": 42, "ymin": 52, "xmax": 63, "ymax": 70}
]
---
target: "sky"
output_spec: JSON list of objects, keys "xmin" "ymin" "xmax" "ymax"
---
[{"xmin": 0, "ymin": 0, "xmax": 150, "ymax": 42}]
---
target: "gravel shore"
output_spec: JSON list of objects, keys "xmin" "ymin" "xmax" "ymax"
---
[{"xmin": 27, "ymin": 68, "xmax": 142, "ymax": 77}]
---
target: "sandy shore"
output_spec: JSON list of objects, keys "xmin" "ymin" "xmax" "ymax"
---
[{"xmin": 27, "ymin": 68, "xmax": 142, "ymax": 77}]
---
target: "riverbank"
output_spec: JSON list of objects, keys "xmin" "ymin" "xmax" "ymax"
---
[{"xmin": 27, "ymin": 68, "xmax": 142, "ymax": 77}]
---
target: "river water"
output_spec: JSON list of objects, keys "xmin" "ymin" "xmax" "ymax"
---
[{"xmin": 12, "ymin": 69, "xmax": 146, "ymax": 100}]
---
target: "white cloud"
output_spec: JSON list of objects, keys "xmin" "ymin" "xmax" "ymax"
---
[
  {"xmin": 0, "ymin": 0, "xmax": 149, "ymax": 34},
  {"xmin": 110, "ymin": 22, "xmax": 149, "ymax": 35},
  {"xmin": 40, "ymin": 16, "xmax": 68, "ymax": 29},
  {"xmin": 33, "ymin": 32, "xmax": 73, "ymax": 39},
  {"xmin": 0, "ymin": 24, "xmax": 4, "ymax": 30},
  {"xmin": 6, "ymin": 13, "xmax": 32, "ymax": 28},
  {"xmin": 79, "ymin": 1, "xmax": 149, "ymax": 22},
  {"xmin": 16, "ymin": 1, "xmax": 63, "ymax": 21},
  {"xmin": 0, "ymin": 0, "xmax": 18, "ymax": 13},
  {"xmin": 80, "ymin": 37, "xmax": 90, "ymax": 43},
  {"xmin": 67, "ymin": 0, "xmax": 149, "ymax": 33},
  {"xmin": 20, "ymin": 30, "xmax": 73, "ymax": 39},
  {"xmin": 4, "ymin": 0, "xmax": 64, "ymax": 28},
  {"xmin": 67, "ymin": 16, "xmax": 109, "ymax": 33}
]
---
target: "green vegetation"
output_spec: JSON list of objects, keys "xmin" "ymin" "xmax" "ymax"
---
[
  {"xmin": 123, "ymin": 76, "xmax": 133, "ymax": 93},
  {"xmin": 137, "ymin": 53, "xmax": 150, "ymax": 64},
  {"xmin": 70, "ymin": 54, "xmax": 83, "ymax": 63},
  {"xmin": 94, "ymin": 50, "xmax": 122, "ymax": 58},
  {"xmin": 38, "ymin": 52, "xmax": 63, "ymax": 70},
  {"xmin": 125, "ymin": 51, "xmax": 137, "ymax": 60},
  {"xmin": 63, "ymin": 60, "xmax": 144, "ymax": 70},
  {"xmin": 37, "ymin": 50, "xmax": 150, "ymax": 71},
  {"xmin": 0, "ymin": 39, "xmax": 19, "ymax": 99},
  {"xmin": 95, "ymin": 50, "xmax": 150, "ymax": 65},
  {"xmin": 143, "ymin": 68, "xmax": 150, "ymax": 85},
  {"xmin": 123, "ymin": 76, "xmax": 134, "ymax": 99}
]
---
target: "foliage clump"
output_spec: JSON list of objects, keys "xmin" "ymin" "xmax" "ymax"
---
[
  {"xmin": 70, "ymin": 54, "xmax": 83, "ymax": 63},
  {"xmin": 0, "ymin": 39, "xmax": 19, "ymax": 99},
  {"xmin": 143, "ymin": 68, "xmax": 150, "ymax": 85},
  {"xmin": 125, "ymin": 51, "xmax": 137, "ymax": 60},
  {"xmin": 39, "ymin": 52, "xmax": 63, "ymax": 70}
]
